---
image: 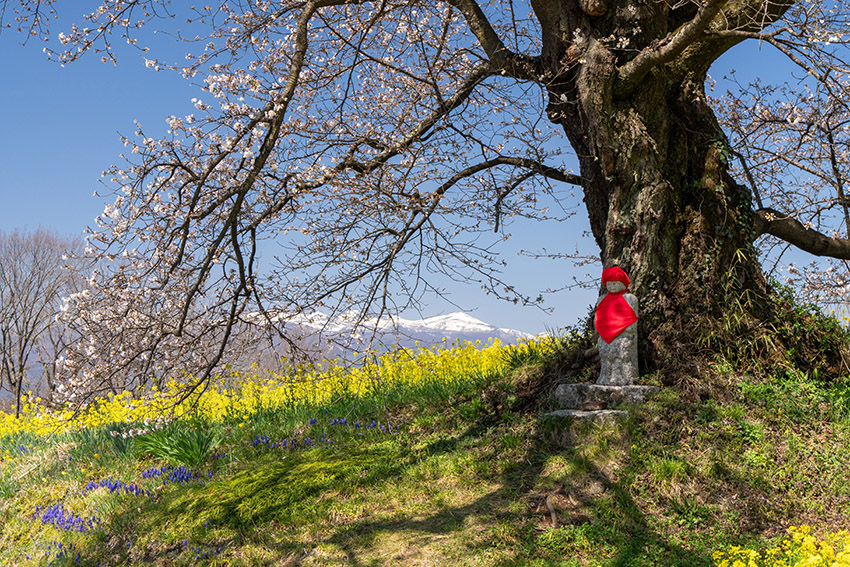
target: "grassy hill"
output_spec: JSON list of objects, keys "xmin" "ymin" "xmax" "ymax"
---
[{"xmin": 1, "ymin": 332, "xmax": 850, "ymax": 566}]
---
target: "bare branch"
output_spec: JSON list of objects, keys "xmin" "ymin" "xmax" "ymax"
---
[
  {"xmin": 433, "ymin": 155, "xmax": 581, "ymax": 188},
  {"xmin": 754, "ymin": 207, "xmax": 850, "ymax": 260},
  {"xmin": 731, "ymin": 150, "xmax": 764, "ymax": 210},
  {"xmin": 444, "ymin": 0, "xmax": 541, "ymax": 80}
]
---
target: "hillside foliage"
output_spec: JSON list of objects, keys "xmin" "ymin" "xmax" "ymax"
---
[{"xmin": 1, "ymin": 331, "xmax": 849, "ymax": 566}]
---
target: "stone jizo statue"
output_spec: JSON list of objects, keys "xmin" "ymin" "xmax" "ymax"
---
[{"xmin": 594, "ymin": 266, "xmax": 639, "ymax": 386}]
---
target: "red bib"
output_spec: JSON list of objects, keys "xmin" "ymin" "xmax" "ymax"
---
[{"xmin": 595, "ymin": 291, "xmax": 637, "ymax": 344}]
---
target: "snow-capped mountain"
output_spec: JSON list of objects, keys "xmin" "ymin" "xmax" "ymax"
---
[{"xmin": 277, "ymin": 311, "xmax": 533, "ymax": 351}]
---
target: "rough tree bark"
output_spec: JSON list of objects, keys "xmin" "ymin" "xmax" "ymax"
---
[{"xmin": 531, "ymin": 0, "xmax": 794, "ymax": 372}]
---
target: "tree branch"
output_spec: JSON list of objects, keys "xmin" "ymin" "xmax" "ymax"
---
[
  {"xmin": 754, "ymin": 207, "xmax": 850, "ymax": 260},
  {"xmin": 310, "ymin": 62, "xmax": 496, "ymax": 181},
  {"xmin": 710, "ymin": 30, "xmax": 827, "ymax": 81},
  {"xmin": 470, "ymin": 156, "xmax": 582, "ymax": 186},
  {"xmin": 666, "ymin": 0, "xmax": 796, "ymax": 83},
  {"xmin": 730, "ymin": 149, "xmax": 764, "ymax": 209},
  {"xmin": 444, "ymin": 0, "xmax": 542, "ymax": 81},
  {"xmin": 309, "ymin": 155, "xmax": 578, "ymax": 302},
  {"xmin": 615, "ymin": 0, "xmax": 729, "ymax": 96}
]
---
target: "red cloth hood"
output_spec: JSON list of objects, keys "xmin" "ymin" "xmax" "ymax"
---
[{"xmin": 601, "ymin": 266, "xmax": 630, "ymax": 287}]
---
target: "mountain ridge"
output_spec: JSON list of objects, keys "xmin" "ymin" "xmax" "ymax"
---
[{"xmin": 276, "ymin": 310, "xmax": 534, "ymax": 351}]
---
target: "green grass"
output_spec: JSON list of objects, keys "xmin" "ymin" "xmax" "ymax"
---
[{"xmin": 1, "ymin": 338, "xmax": 850, "ymax": 566}]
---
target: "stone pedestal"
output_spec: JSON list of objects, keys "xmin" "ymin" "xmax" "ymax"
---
[
  {"xmin": 540, "ymin": 382, "xmax": 659, "ymax": 436},
  {"xmin": 553, "ymin": 383, "xmax": 659, "ymax": 409}
]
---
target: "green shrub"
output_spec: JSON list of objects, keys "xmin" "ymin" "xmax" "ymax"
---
[{"xmin": 828, "ymin": 378, "xmax": 850, "ymax": 422}]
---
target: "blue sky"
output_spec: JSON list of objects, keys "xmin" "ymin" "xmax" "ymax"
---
[{"xmin": 0, "ymin": 11, "xmax": 798, "ymax": 335}]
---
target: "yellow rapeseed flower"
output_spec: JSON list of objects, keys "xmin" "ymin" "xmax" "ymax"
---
[
  {"xmin": 714, "ymin": 526, "xmax": 850, "ymax": 567},
  {"xmin": 0, "ymin": 337, "xmax": 519, "ymax": 438}
]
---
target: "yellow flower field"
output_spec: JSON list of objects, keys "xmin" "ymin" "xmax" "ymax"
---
[
  {"xmin": 0, "ymin": 337, "xmax": 557, "ymax": 440},
  {"xmin": 714, "ymin": 526, "xmax": 850, "ymax": 567}
]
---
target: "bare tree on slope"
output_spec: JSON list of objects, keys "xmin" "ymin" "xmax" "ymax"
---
[{"xmin": 0, "ymin": 229, "xmax": 80, "ymax": 415}]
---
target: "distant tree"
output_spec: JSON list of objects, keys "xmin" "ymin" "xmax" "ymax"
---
[
  {"xmin": 34, "ymin": 260, "xmax": 85, "ymax": 404},
  {"xmin": 0, "ymin": 229, "xmax": 81, "ymax": 416},
  {"xmin": 4, "ymin": 0, "xmax": 850, "ymax": 402}
]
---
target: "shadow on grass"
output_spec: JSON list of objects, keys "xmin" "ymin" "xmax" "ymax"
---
[
  {"xmin": 66, "ymin": 413, "xmax": 716, "ymax": 566},
  {"xmin": 299, "ymin": 415, "xmax": 715, "ymax": 567}
]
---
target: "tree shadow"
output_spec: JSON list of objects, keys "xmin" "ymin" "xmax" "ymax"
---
[
  {"xmin": 301, "ymin": 416, "xmax": 715, "ymax": 566},
  {"xmin": 66, "ymin": 411, "xmax": 716, "ymax": 566}
]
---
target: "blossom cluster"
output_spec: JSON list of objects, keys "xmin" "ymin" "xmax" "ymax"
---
[
  {"xmin": 177, "ymin": 540, "xmax": 221, "ymax": 562},
  {"xmin": 139, "ymin": 464, "xmax": 211, "ymax": 485},
  {"xmin": 108, "ymin": 417, "xmax": 169, "ymax": 439},
  {"xmin": 251, "ymin": 433, "xmax": 326, "ymax": 451},
  {"xmin": 28, "ymin": 539, "xmax": 85, "ymax": 566},
  {"xmin": 250, "ymin": 414, "xmax": 403, "ymax": 453},
  {"xmin": 80, "ymin": 477, "xmax": 152, "ymax": 499}
]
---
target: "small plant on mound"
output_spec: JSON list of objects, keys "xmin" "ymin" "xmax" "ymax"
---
[
  {"xmin": 713, "ymin": 526, "xmax": 850, "ymax": 567},
  {"xmin": 134, "ymin": 422, "xmax": 220, "ymax": 468},
  {"xmin": 0, "ymin": 466, "xmax": 17, "ymax": 500},
  {"xmin": 503, "ymin": 333, "xmax": 573, "ymax": 370},
  {"xmin": 501, "ymin": 316, "xmax": 598, "ymax": 413}
]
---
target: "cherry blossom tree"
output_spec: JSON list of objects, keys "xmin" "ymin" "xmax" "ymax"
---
[{"xmin": 4, "ymin": 0, "xmax": 850, "ymax": 401}]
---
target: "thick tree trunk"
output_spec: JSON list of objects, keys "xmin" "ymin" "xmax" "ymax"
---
[{"xmin": 534, "ymin": 1, "xmax": 769, "ymax": 374}]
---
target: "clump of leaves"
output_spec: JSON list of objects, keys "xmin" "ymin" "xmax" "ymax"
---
[
  {"xmin": 135, "ymin": 422, "xmax": 220, "ymax": 468},
  {"xmin": 0, "ymin": 466, "xmax": 18, "ymax": 499},
  {"xmin": 68, "ymin": 427, "xmax": 107, "ymax": 460},
  {"xmin": 508, "ymin": 311, "xmax": 598, "ymax": 412},
  {"xmin": 770, "ymin": 286, "xmax": 850, "ymax": 381},
  {"xmin": 503, "ymin": 309, "xmax": 596, "ymax": 373}
]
